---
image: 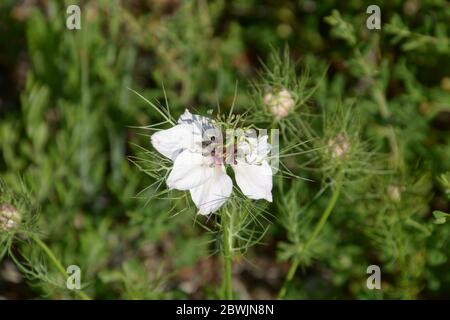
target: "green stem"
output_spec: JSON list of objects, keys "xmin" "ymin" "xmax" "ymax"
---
[
  {"xmin": 222, "ymin": 212, "xmax": 233, "ymax": 300},
  {"xmin": 277, "ymin": 256, "xmax": 300, "ymax": 300},
  {"xmin": 30, "ymin": 234, "xmax": 91, "ymax": 300},
  {"xmin": 277, "ymin": 171, "xmax": 344, "ymax": 299}
]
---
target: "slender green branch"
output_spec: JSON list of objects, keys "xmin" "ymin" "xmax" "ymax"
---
[
  {"xmin": 277, "ymin": 256, "xmax": 300, "ymax": 300},
  {"xmin": 222, "ymin": 211, "xmax": 233, "ymax": 300},
  {"xmin": 30, "ymin": 234, "xmax": 92, "ymax": 300},
  {"xmin": 128, "ymin": 88, "xmax": 175, "ymax": 125},
  {"xmin": 278, "ymin": 170, "xmax": 344, "ymax": 299}
]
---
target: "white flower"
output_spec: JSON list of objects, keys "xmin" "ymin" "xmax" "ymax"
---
[{"xmin": 151, "ymin": 109, "xmax": 273, "ymax": 215}]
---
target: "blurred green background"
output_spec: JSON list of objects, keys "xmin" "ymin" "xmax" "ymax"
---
[{"xmin": 0, "ymin": 0, "xmax": 449, "ymax": 299}]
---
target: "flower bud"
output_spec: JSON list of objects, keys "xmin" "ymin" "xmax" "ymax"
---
[
  {"xmin": 441, "ymin": 77, "xmax": 450, "ymax": 93},
  {"xmin": 264, "ymin": 88, "xmax": 294, "ymax": 119},
  {"xmin": 0, "ymin": 204, "xmax": 21, "ymax": 231},
  {"xmin": 327, "ymin": 133, "xmax": 350, "ymax": 160},
  {"xmin": 388, "ymin": 185, "xmax": 403, "ymax": 202}
]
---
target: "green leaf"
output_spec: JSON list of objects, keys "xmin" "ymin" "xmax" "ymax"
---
[{"xmin": 433, "ymin": 210, "xmax": 450, "ymax": 224}]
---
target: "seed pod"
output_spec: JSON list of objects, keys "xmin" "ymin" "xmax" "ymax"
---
[
  {"xmin": 0, "ymin": 204, "xmax": 21, "ymax": 231},
  {"xmin": 264, "ymin": 88, "xmax": 294, "ymax": 119}
]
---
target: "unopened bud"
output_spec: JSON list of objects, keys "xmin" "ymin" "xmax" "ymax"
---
[
  {"xmin": 441, "ymin": 77, "xmax": 450, "ymax": 93},
  {"xmin": 388, "ymin": 185, "xmax": 403, "ymax": 202},
  {"xmin": 327, "ymin": 133, "xmax": 350, "ymax": 160},
  {"xmin": 0, "ymin": 204, "xmax": 21, "ymax": 231},
  {"xmin": 264, "ymin": 88, "xmax": 294, "ymax": 119}
]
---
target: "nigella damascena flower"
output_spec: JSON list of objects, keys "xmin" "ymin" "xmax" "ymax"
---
[
  {"xmin": 151, "ymin": 110, "xmax": 273, "ymax": 215},
  {"xmin": 263, "ymin": 88, "xmax": 294, "ymax": 119}
]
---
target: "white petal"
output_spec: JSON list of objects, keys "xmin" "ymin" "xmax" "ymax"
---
[
  {"xmin": 189, "ymin": 166, "xmax": 233, "ymax": 215},
  {"xmin": 236, "ymin": 133, "xmax": 271, "ymax": 164},
  {"xmin": 177, "ymin": 109, "xmax": 212, "ymax": 126},
  {"xmin": 256, "ymin": 135, "xmax": 270, "ymax": 158},
  {"xmin": 151, "ymin": 124, "xmax": 200, "ymax": 160},
  {"xmin": 177, "ymin": 109, "xmax": 195, "ymax": 124},
  {"xmin": 233, "ymin": 160, "xmax": 273, "ymax": 202},
  {"xmin": 178, "ymin": 109, "xmax": 219, "ymax": 138},
  {"xmin": 167, "ymin": 150, "xmax": 214, "ymax": 190}
]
